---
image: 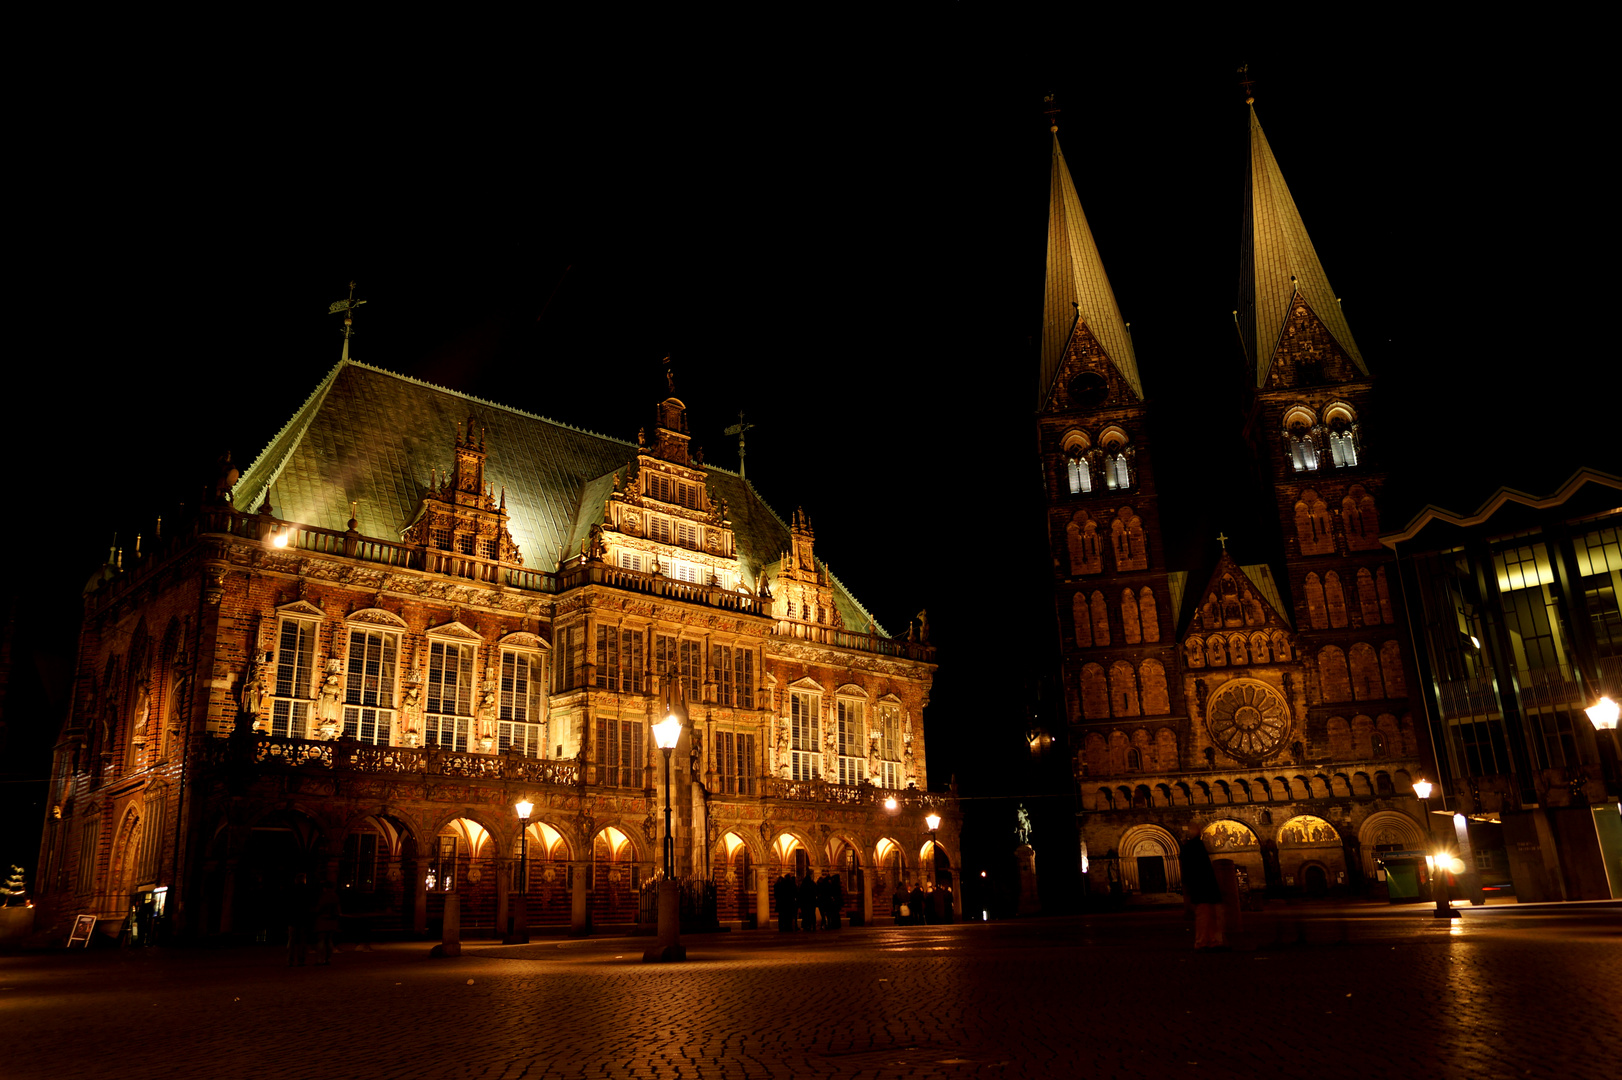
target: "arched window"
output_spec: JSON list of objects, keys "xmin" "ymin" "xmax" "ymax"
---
[
  {"xmin": 1228, "ymin": 634, "xmax": 1249, "ymax": 664},
  {"xmin": 1319, "ymin": 646, "xmax": 1352, "ymax": 702},
  {"xmin": 1325, "ymin": 572, "xmax": 1348, "ymax": 628},
  {"xmin": 1072, "ymin": 593, "xmax": 1091, "ymax": 648},
  {"xmin": 1080, "ymin": 664, "xmax": 1110, "ymax": 720},
  {"xmin": 1356, "ymin": 568, "xmax": 1380, "ymax": 626},
  {"xmin": 1138, "ymin": 588, "xmax": 1160, "ymax": 643},
  {"xmin": 1184, "ymin": 638, "xmax": 1206, "ymax": 669},
  {"xmin": 1349, "ymin": 643, "xmax": 1382, "ymax": 700},
  {"xmin": 1090, "ymin": 591, "xmax": 1111, "ymax": 646},
  {"xmin": 1066, "ymin": 512, "xmax": 1103, "ymax": 575},
  {"xmin": 1324, "ymin": 404, "xmax": 1359, "ymax": 468},
  {"xmin": 1295, "ymin": 491, "xmax": 1336, "ymax": 556},
  {"xmin": 1121, "ymin": 589, "xmax": 1142, "ymax": 644},
  {"xmin": 1140, "ymin": 659, "xmax": 1169, "ymax": 715},
  {"xmin": 1112, "ymin": 508, "xmax": 1147, "ymax": 571},
  {"xmin": 1250, "ymin": 632, "xmax": 1270, "ymax": 664},
  {"xmin": 1206, "ymin": 635, "xmax": 1227, "ymax": 666},
  {"xmin": 1380, "ymin": 641, "xmax": 1407, "ymax": 698},
  {"xmin": 1344, "ymin": 485, "xmax": 1380, "ymax": 551},
  {"xmin": 1109, "ymin": 660, "xmax": 1139, "ymax": 717},
  {"xmin": 1062, "ymin": 432, "xmax": 1093, "ymax": 495},
  {"xmin": 1126, "ymin": 747, "xmax": 1142, "ymax": 771},
  {"xmin": 1099, "ymin": 427, "xmax": 1132, "ymax": 491},
  {"xmin": 1375, "ymin": 567, "xmax": 1394, "ymax": 624},
  {"xmin": 1304, "ymin": 573, "xmax": 1328, "ymax": 629},
  {"xmin": 1271, "ymin": 631, "xmax": 1290, "ymax": 662},
  {"xmin": 1283, "ymin": 407, "xmax": 1320, "ymax": 473}
]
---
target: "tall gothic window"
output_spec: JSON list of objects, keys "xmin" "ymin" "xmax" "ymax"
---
[
  {"xmin": 790, "ymin": 691, "xmax": 820, "ymax": 781},
  {"xmin": 836, "ymin": 699, "xmax": 865, "ymax": 785},
  {"xmin": 498, "ymin": 649, "xmax": 545, "ymax": 757},
  {"xmin": 877, "ymin": 705, "xmax": 902, "ymax": 789},
  {"xmin": 271, "ymin": 616, "xmax": 318, "ymax": 738},
  {"xmin": 425, "ymin": 640, "xmax": 476, "ymax": 751},
  {"xmin": 343, "ymin": 627, "xmax": 398, "ymax": 744}
]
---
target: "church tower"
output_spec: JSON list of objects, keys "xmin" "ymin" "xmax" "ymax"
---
[
  {"xmin": 1038, "ymin": 91, "xmax": 1433, "ymax": 902},
  {"xmin": 1035, "ymin": 110, "xmax": 1188, "ymax": 854},
  {"xmin": 1238, "ymin": 99, "xmax": 1423, "ymax": 806}
]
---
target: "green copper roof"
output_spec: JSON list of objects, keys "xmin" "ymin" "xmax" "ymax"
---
[{"xmin": 232, "ymin": 360, "xmax": 886, "ymax": 635}]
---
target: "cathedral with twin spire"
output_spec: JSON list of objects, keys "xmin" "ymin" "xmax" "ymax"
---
[{"xmin": 1037, "ymin": 93, "xmax": 1430, "ymax": 899}]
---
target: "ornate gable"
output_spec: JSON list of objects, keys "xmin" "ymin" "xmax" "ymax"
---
[
  {"xmin": 401, "ymin": 414, "xmax": 524, "ymax": 565},
  {"xmin": 347, "ymin": 607, "xmax": 407, "ymax": 628},
  {"xmin": 1042, "ymin": 319, "xmax": 1141, "ymax": 414},
  {"xmin": 1262, "ymin": 295, "xmax": 1363, "ymax": 390},
  {"xmin": 1181, "ymin": 553, "xmax": 1297, "ymax": 671}
]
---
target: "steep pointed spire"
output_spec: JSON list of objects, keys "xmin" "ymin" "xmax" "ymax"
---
[
  {"xmin": 1239, "ymin": 105, "xmax": 1367, "ymax": 387},
  {"xmin": 1041, "ymin": 125, "xmax": 1142, "ymax": 407}
]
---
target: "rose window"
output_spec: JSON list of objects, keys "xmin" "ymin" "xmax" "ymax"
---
[{"xmin": 1205, "ymin": 678, "xmax": 1290, "ymax": 762}]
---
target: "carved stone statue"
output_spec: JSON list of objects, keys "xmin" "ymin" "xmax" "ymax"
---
[
  {"xmin": 916, "ymin": 609, "xmax": 930, "ymax": 644},
  {"xmin": 239, "ymin": 652, "xmax": 269, "ymax": 721},
  {"xmin": 401, "ymin": 680, "xmax": 423, "ymax": 746},
  {"xmin": 131, "ymin": 679, "xmax": 152, "ymax": 745},
  {"xmin": 316, "ymin": 659, "xmax": 344, "ymax": 738}
]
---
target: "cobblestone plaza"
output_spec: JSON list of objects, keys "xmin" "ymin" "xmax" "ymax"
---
[{"xmin": 5, "ymin": 904, "xmax": 1617, "ymax": 1080}]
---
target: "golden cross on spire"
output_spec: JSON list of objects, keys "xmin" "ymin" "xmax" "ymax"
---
[
  {"xmin": 1217, "ymin": 531, "xmax": 1229, "ymax": 551},
  {"xmin": 1042, "ymin": 92, "xmax": 1060, "ymax": 133},
  {"xmin": 1237, "ymin": 63, "xmax": 1255, "ymax": 105}
]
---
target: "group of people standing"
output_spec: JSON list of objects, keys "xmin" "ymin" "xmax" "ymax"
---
[
  {"xmin": 890, "ymin": 881, "xmax": 952, "ymax": 925},
  {"xmin": 773, "ymin": 871, "xmax": 846, "ymax": 931}
]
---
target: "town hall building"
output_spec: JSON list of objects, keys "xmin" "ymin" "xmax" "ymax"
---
[{"xmin": 34, "ymin": 357, "xmax": 950, "ymax": 943}]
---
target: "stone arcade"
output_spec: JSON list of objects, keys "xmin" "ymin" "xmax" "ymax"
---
[{"xmin": 35, "ymin": 363, "xmax": 954, "ymax": 943}]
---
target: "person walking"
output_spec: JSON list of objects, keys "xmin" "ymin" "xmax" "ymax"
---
[
  {"xmin": 1180, "ymin": 826, "xmax": 1225, "ymax": 950},
  {"xmin": 313, "ymin": 881, "xmax": 340, "ymax": 965},
  {"xmin": 909, "ymin": 881, "xmax": 925, "ymax": 926}
]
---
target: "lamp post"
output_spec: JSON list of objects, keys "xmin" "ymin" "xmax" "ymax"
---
[
  {"xmin": 1411, "ymin": 779, "xmax": 1456, "ymax": 919},
  {"xmin": 508, "ymin": 799, "xmax": 533, "ymax": 944},
  {"xmin": 644, "ymin": 705, "xmax": 686, "ymax": 962}
]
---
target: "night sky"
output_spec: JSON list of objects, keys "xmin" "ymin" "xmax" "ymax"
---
[{"xmin": 5, "ymin": 33, "xmax": 1615, "ymax": 880}]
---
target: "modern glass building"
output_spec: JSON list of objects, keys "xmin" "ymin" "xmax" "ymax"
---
[{"xmin": 1383, "ymin": 468, "xmax": 1622, "ymax": 901}]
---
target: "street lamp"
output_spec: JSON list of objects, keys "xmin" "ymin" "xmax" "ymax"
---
[
  {"xmin": 653, "ymin": 711, "xmax": 682, "ymax": 880},
  {"xmin": 508, "ymin": 799, "xmax": 533, "ymax": 944},
  {"xmin": 644, "ymin": 704, "xmax": 686, "ymax": 963},
  {"xmin": 1587, "ymin": 696, "xmax": 1620, "ymax": 781},
  {"xmin": 925, "ymin": 812, "xmax": 942, "ymax": 886},
  {"xmin": 1411, "ymin": 778, "xmax": 1456, "ymax": 919}
]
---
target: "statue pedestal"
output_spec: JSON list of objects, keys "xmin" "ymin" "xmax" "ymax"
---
[{"xmin": 1016, "ymin": 844, "xmax": 1040, "ymax": 916}]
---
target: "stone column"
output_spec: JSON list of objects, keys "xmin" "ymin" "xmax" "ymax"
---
[
  {"xmin": 493, "ymin": 858, "xmax": 509, "ymax": 945},
  {"xmin": 433, "ymin": 893, "xmax": 461, "ymax": 957},
  {"xmin": 570, "ymin": 857, "xmax": 588, "ymax": 935},
  {"xmin": 412, "ymin": 858, "xmax": 429, "ymax": 934},
  {"xmin": 756, "ymin": 867, "xmax": 770, "ymax": 929},
  {"xmin": 860, "ymin": 862, "xmax": 874, "ymax": 926}
]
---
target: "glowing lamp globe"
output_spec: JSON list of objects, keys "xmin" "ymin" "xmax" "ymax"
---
[
  {"xmin": 653, "ymin": 713, "xmax": 682, "ymax": 751},
  {"xmin": 1412, "ymin": 779, "xmax": 1433, "ymax": 800},
  {"xmin": 925, "ymin": 813, "xmax": 942, "ymax": 832},
  {"xmin": 515, "ymin": 800, "xmax": 533, "ymax": 821},
  {"xmin": 1586, "ymin": 696, "xmax": 1619, "ymax": 731}
]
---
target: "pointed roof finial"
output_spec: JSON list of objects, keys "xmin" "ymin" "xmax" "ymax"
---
[
  {"xmin": 1237, "ymin": 62, "xmax": 1255, "ymax": 106},
  {"xmin": 328, "ymin": 281, "xmax": 366, "ymax": 364}
]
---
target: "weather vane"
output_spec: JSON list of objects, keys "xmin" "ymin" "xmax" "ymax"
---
[
  {"xmin": 328, "ymin": 281, "xmax": 366, "ymax": 363},
  {"xmin": 1042, "ymin": 92, "xmax": 1060, "ymax": 133},
  {"xmin": 1237, "ymin": 63, "xmax": 1256, "ymax": 105},
  {"xmin": 724, "ymin": 410, "xmax": 756, "ymax": 480}
]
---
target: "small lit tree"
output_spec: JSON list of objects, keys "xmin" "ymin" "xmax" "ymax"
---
[{"xmin": 0, "ymin": 865, "xmax": 25, "ymax": 905}]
